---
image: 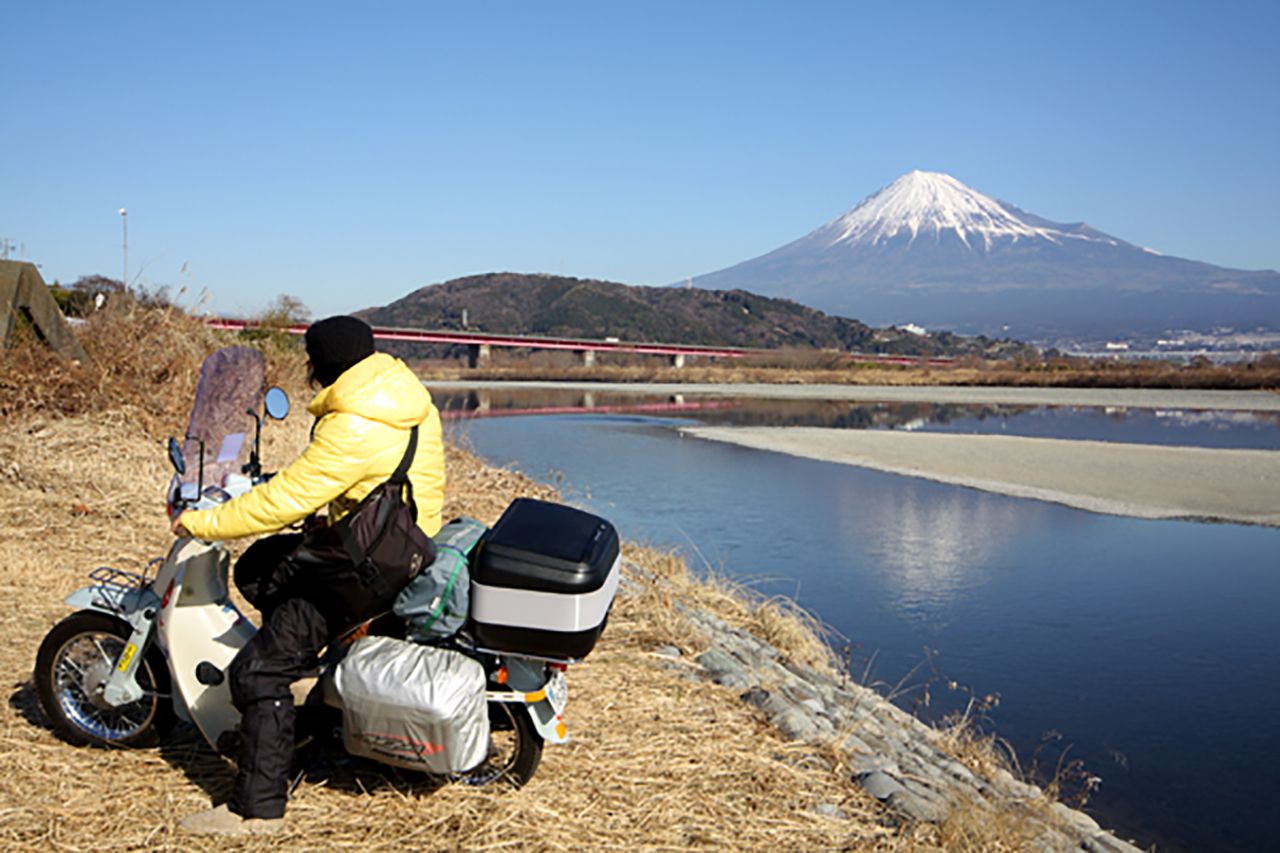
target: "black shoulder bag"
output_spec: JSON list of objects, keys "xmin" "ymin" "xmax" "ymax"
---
[{"xmin": 286, "ymin": 426, "xmax": 437, "ymax": 628}]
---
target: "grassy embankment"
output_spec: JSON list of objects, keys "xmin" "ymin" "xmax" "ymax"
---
[
  {"xmin": 418, "ymin": 347, "xmax": 1280, "ymax": 390},
  {"xmin": 0, "ymin": 306, "xmax": 1085, "ymax": 850}
]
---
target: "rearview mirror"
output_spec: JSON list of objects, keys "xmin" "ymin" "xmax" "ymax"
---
[
  {"xmin": 167, "ymin": 436, "xmax": 185, "ymax": 475},
  {"xmin": 264, "ymin": 387, "xmax": 290, "ymax": 420}
]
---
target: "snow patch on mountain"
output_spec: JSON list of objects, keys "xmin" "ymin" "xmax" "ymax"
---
[
  {"xmin": 684, "ymin": 168, "xmax": 1280, "ymax": 341},
  {"xmin": 825, "ymin": 170, "xmax": 1112, "ymax": 252}
]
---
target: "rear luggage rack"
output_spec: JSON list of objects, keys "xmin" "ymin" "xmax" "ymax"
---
[{"xmin": 472, "ymin": 646, "xmax": 580, "ymax": 666}]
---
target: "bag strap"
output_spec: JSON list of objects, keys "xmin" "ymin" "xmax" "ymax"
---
[
  {"xmin": 390, "ymin": 425, "xmax": 418, "ymax": 483},
  {"xmin": 390, "ymin": 425, "xmax": 420, "ymax": 522}
]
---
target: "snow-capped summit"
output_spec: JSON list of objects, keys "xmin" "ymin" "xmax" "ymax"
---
[
  {"xmin": 824, "ymin": 170, "xmax": 1104, "ymax": 251},
  {"xmin": 685, "ymin": 170, "xmax": 1280, "ymax": 341}
]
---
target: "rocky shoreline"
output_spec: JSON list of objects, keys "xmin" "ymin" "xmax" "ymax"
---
[{"xmin": 631, "ymin": 565, "xmax": 1145, "ymax": 852}]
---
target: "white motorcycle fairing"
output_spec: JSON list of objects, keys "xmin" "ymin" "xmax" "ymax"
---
[{"xmin": 154, "ymin": 537, "xmax": 256, "ymax": 748}]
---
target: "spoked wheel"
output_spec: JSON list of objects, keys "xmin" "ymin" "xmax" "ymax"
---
[
  {"xmin": 34, "ymin": 611, "xmax": 172, "ymax": 748},
  {"xmin": 452, "ymin": 700, "xmax": 543, "ymax": 788}
]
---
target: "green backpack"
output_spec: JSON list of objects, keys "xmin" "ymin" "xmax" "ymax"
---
[{"xmin": 393, "ymin": 516, "xmax": 487, "ymax": 642}]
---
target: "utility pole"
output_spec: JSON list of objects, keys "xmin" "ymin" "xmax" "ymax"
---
[
  {"xmin": 119, "ymin": 208, "xmax": 128, "ymax": 287},
  {"xmin": 0, "ymin": 238, "xmax": 17, "ymax": 260}
]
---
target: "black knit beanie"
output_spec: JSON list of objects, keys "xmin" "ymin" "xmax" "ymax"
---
[{"xmin": 305, "ymin": 316, "xmax": 375, "ymax": 387}]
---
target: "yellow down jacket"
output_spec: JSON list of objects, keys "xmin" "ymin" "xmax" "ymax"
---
[{"xmin": 180, "ymin": 352, "xmax": 445, "ymax": 542}]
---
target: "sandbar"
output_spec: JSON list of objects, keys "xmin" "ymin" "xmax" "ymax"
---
[{"xmin": 680, "ymin": 427, "xmax": 1280, "ymax": 527}]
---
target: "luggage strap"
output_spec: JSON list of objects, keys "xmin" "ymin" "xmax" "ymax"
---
[{"xmin": 417, "ymin": 543, "xmax": 468, "ymax": 631}]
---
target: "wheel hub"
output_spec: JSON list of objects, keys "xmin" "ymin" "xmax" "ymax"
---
[{"xmin": 81, "ymin": 661, "xmax": 115, "ymax": 710}]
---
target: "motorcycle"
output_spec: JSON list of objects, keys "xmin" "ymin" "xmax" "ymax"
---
[{"xmin": 33, "ymin": 346, "xmax": 611, "ymax": 788}]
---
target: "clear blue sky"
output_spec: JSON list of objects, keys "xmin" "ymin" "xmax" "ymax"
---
[{"xmin": 3, "ymin": 1, "xmax": 1277, "ymax": 319}]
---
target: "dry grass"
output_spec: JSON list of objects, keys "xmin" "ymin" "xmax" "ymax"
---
[
  {"xmin": 0, "ymin": 407, "xmax": 916, "ymax": 851},
  {"xmin": 417, "ymin": 355, "xmax": 1280, "ymax": 391},
  {"xmin": 0, "ymin": 302, "xmax": 307, "ymax": 436},
  {"xmin": 0, "ymin": 303, "xmax": 218, "ymax": 432},
  {"xmin": 420, "ymin": 359, "xmax": 940, "ymax": 387},
  {"xmin": 0, "ymin": 307, "xmax": 1095, "ymax": 850},
  {"xmin": 0, "ymin": 310, "xmax": 893, "ymax": 850},
  {"xmin": 618, "ymin": 546, "xmax": 840, "ymax": 676}
]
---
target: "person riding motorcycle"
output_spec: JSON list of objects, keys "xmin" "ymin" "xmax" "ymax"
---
[{"xmin": 172, "ymin": 316, "xmax": 446, "ymax": 836}]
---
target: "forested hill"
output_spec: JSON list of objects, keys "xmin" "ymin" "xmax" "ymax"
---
[{"xmin": 356, "ymin": 272, "xmax": 1032, "ymax": 358}]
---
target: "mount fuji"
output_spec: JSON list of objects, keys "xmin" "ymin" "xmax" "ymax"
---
[{"xmin": 686, "ymin": 171, "xmax": 1280, "ymax": 343}]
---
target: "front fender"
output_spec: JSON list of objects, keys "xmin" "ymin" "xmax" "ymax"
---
[
  {"xmin": 64, "ymin": 585, "xmax": 161, "ymax": 621},
  {"xmin": 62, "ymin": 581, "xmax": 168, "ymax": 710},
  {"xmin": 64, "ymin": 585, "xmax": 114, "ymax": 614}
]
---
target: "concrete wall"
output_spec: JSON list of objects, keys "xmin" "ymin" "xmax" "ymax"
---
[{"xmin": 0, "ymin": 261, "xmax": 92, "ymax": 364}]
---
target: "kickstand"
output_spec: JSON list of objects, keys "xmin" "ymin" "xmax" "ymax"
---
[{"xmin": 288, "ymin": 766, "xmax": 306, "ymax": 798}]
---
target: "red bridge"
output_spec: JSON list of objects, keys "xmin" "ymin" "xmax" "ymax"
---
[{"xmin": 205, "ymin": 318, "xmax": 950, "ymax": 368}]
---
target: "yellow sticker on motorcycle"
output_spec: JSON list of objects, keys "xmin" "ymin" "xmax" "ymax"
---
[{"xmin": 117, "ymin": 642, "xmax": 137, "ymax": 672}]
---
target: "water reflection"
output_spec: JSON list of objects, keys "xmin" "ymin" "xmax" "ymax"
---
[
  {"xmin": 432, "ymin": 388, "xmax": 1280, "ymax": 449},
  {"xmin": 839, "ymin": 485, "xmax": 1038, "ymax": 621}
]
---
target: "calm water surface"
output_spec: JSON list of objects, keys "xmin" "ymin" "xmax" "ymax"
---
[
  {"xmin": 433, "ymin": 389, "xmax": 1280, "ymax": 450},
  {"xmin": 442, "ymin": 394, "xmax": 1279, "ymax": 852}
]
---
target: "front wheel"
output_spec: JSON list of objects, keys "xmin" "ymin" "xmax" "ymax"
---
[
  {"xmin": 34, "ymin": 611, "xmax": 173, "ymax": 748},
  {"xmin": 452, "ymin": 700, "xmax": 543, "ymax": 787}
]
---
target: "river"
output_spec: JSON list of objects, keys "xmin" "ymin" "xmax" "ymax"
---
[{"xmin": 431, "ymin": 384, "xmax": 1280, "ymax": 852}]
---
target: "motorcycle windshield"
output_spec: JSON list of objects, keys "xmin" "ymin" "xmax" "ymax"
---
[{"xmin": 173, "ymin": 346, "xmax": 265, "ymax": 497}]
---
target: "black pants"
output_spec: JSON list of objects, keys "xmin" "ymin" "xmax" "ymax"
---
[
  {"xmin": 226, "ymin": 532, "xmax": 406, "ymax": 818},
  {"xmin": 227, "ymin": 534, "xmax": 331, "ymax": 820}
]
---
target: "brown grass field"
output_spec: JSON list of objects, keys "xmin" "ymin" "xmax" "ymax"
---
[{"xmin": 0, "ymin": 306, "xmax": 1095, "ymax": 850}]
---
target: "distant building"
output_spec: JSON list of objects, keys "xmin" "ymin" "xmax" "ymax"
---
[
  {"xmin": 899, "ymin": 323, "xmax": 928, "ymax": 336},
  {"xmin": 1104, "ymin": 342, "xmax": 1130, "ymax": 351}
]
